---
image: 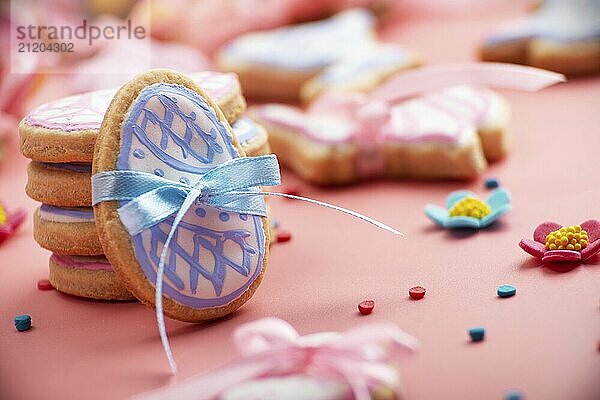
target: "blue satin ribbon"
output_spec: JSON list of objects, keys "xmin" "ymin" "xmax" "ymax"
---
[
  {"xmin": 92, "ymin": 155, "xmax": 281, "ymax": 235},
  {"xmin": 91, "ymin": 153, "xmax": 402, "ymax": 374}
]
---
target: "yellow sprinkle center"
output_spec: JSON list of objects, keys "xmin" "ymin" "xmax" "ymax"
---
[
  {"xmin": 0, "ymin": 204, "xmax": 6, "ymax": 226},
  {"xmin": 545, "ymin": 225, "xmax": 588, "ymax": 252},
  {"xmin": 448, "ymin": 197, "xmax": 491, "ymax": 219}
]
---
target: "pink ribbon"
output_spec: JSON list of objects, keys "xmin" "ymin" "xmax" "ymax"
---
[
  {"xmin": 304, "ymin": 62, "xmax": 564, "ymax": 177},
  {"xmin": 134, "ymin": 318, "xmax": 418, "ymax": 400}
]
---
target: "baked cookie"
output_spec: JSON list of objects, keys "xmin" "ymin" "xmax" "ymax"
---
[
  {"xmin": 93, "ymin": 70, "xmax": 271, "ymax": 322},
  {"xmin": 300, "ymin": 44, "xmax": 422, "ymax": 103},
  {"xmin": 26, "ymin": 162, "xmax": 92, "ymax": 207},
  {"xmin": 25, "ymin": 117, "xmax": 269, "ymax": 207},
  {"xmin": 217, "ymin": 9, "xmax": 418, "ymax": 101},
  {"xmin": 20, "ymin": 71, "xmax": 246, "ymax": 163},
  {"xmin": 480, "ymin": 0, "xmax": 600, "ymax": 76},
  {"xmin": 49, "ymin": 253, "xmax": 135, "ymax": 301},
  {"xmin": 33, "ymin": 205, "xmax": 102, "ymax": 255},
  {"xmin": 249, "ymin": 85, "xmax": 509, "ymax": 185}
]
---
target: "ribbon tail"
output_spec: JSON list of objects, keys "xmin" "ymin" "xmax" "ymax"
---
[
  {"xmin": 243, "ymin": 192, "xmax": 403, "ymax": 236},
  {"xmin": 372, "ymin": 62, "xmax": 565, "ymax": 103},
  {"xmin": 155, "ymin": 188, "xmax": 202, "ymax": 374}
]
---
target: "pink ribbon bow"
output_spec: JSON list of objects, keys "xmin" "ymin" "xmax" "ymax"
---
[
  {"xmin": 135, "ymin": 318, "xmax": 418, "ymax": 400},
  {"xmin": 303, "ymin": 62, "xmax": 565, "ymax": 176}
]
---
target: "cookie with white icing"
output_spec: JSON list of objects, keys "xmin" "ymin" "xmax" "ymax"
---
[
  {"xmin": 300, "ymin": 44, "xmax": 422, "ymax": 103},
  {"xmin": 480, "ymin": 0, "xmax": 600, "ymax": 76},
  {"xmin": 19, "ymin": 71, "xmax": 246, "ymax": 163},
  {"xmin": 25, "ymin": 118, "xmax": 270, "ymax": 207},
  {"xmin": 93, "ymin": 70, "xmax": 270, "ymax": 322},
  {"xmin": 217, "ymin": 9, "xmax": 421, "ymax": 101},
  {"xmin": 249, "ymin": 85, "xmax": 509, "ymax": 185},
  {"xmin": 49, "ymin": 253, "xmax": 135, "ymax": 301}
]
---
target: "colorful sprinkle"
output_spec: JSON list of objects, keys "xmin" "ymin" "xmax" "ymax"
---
[
  {"xmin": 409, "ymin": 286, "xmax": 426, "ymax": 300},
  {"xmin": 484, "ymin": 177, "xmax": 499, "ymax": 189},
  {"xmin": 497, "ymin": 284, "xmax": 516, "ymax": 298},
  {"xmin": 271, "ymin": 219, "xmax": 280, "ymax": 229},
  {"xmin": 37, "ymin": 279, "xmax": 54, "ymax": 291},
  {"xmin": 358, "ymin": 300, "xmax": 375, "ymax": 315},
  {"xmin": 276, "ymin": 231, "xmax": 292, "ymax": 243},
  {"xmin": 505, "ymin": 390, "xmax": 522, "ymax": 400},
  {"xmin": 14, "ymin": 315, "xmax": 32, "ymax": 332},
  {"xmin": 469, "ymin": 327, "xmax": 485, "ymax": 342}
]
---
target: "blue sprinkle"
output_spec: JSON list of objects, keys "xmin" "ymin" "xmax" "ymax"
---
[
  {"xmin": 195, "ymin": 208, "xmax": 206, "ymax": 218},
  {"xmin": 219, "ymin": 212, "xmax": 230, "ymax": 222},
  {"xmin": 239, "ymin": 214, "xmax": 248, "ymax": 221},
  {"xmin": 133, "ymin": 149, "xmax": 145, "ymax": 159},
  {"xmin": 505, "ymin": 390, "xmax": 522, "ymax": 400},
  {"xmin": 271, "ymin": 219, "xmax": 280, "ymax": 229},
  {"xmin": 14, "ymin": 314, "xmax": 31, "ymax": 332},
  {"xmin": 484, "ymin": 177, "xmax": 499, "ymax": 189},
  {"xmin": 179, "ymin": 177, "xmax": 190, "ymax": 185},
  {"xmin": 154, "ymin": 168, "xmax": 164, "ymax": 177},
  {"xmin": 498, "ymin": 284, "xmax": 517, "ymax": 298},
  {"xmin": 469, "ymin": 327, "xmax": 485, "ymax": 342}
]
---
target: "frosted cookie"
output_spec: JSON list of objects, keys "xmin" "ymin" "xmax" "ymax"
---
[
  {"xmin": 49, "ymin": 253, "xmax": 135, "ymax": 301},
  {"xmin": 217, "ymin": 9, "xmax": 378, "ymax": 101},
  {"xmin": 19, "ymin": 71, "xmax": 246, "ymax": 163},
  {"xmin": 300, "ymin": 44, "xmax": 422, "ymax": 103},
  {"xmin": 33, "ymin": 205, "xmax": 102, "ymax": 255},
  {"xmin": 249, "ymin": 85, "xmax": 509, "ymax": 184},
  {"xmin": 92, "ymin": 70, "xmax": 271, "ymax": 322},
  {"xmin": 480, "ymin": 0, "xmax": 600, "ymax": 76},
  {"xmin": 26, "ymin": 162, "xmax": 92, "ymax": 207},
  {"xmin": 25, "ymin": 117, "xmax": 269, "ymax": 207}
]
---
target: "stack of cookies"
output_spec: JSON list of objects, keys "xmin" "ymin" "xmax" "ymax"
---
[{"xmin": 19, "ymin": 71, "xmax": 271, "ymax": 301}]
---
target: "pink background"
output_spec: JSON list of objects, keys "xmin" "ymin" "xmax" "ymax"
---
[{"xmin": 1, "ymin": 4, "xmax": 599, "ymax": 399}]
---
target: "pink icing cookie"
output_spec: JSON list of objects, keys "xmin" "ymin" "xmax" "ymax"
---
[
  {"xmin": 19, "ymin": 71, "xmax": 246, "ymax": 162},
  {"xmin": 249, "ymin": 84, "xmax": 509, "ymax": 184}
]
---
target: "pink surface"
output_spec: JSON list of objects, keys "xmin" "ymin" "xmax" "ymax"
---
[{"xmin": 2, "ymin": 4, "xmax": 600, "ymax": 400}]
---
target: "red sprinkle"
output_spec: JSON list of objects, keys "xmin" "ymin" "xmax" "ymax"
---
[
  {"xmin": 276, "ymin": 231, "xmax": 292, "ymax": 243},
  {"xmin": 37, "ymin": 279, "xmax": 54, "ymax": 291},
  {"xmin": 409, "ymin": 286, "xmax": 426, "ymax": 300},
  {"xmin": 358, "ymin": 300, "xmax": 375, "ymax": 315}
]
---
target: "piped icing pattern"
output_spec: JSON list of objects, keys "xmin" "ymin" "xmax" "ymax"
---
[
  {"xmin": 39, "ymin": 204, "xmax": 94, "ymax": 224},
  {"xmin": 51, "ymin": 253, "xmax": 113, "ymax": 271},
  {"xmin": 24, "ymin": 71, "xmax": 240, "ymax": 132},
  {"xmin": 116, "ymin": 83, "xmax": 266, "ymax": 308},
  {"xmin": 253, "ymin": 85, "xmax": 502, "ymax": 145},
  {"xmin": 220, "ymin": 8, "xmax": 376, "ymax": 70},
  {"xmin": 485, "ymin": 0, "xmax": 600, "ymax": 45}
]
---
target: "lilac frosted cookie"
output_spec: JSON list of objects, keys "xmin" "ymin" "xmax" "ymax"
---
[
  {"xmin": 480, "ymin": 0, "xmax": 600, "ymax": 76},
  {"xmin": 92, "ymin": 70, "xmax": 271, "ymax": 321},
  {"xmin": 19, "ymin": 71, "xmax": 246, "ymax": 163},
  {"xmin": 48, "ymin": 253, "xmax": 135, "ymax": 301}
]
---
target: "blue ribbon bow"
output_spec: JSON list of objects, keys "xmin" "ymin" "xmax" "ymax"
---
[{"xmin": 92, "ymin": 155, "xmax": 281, "ymax": 235}]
